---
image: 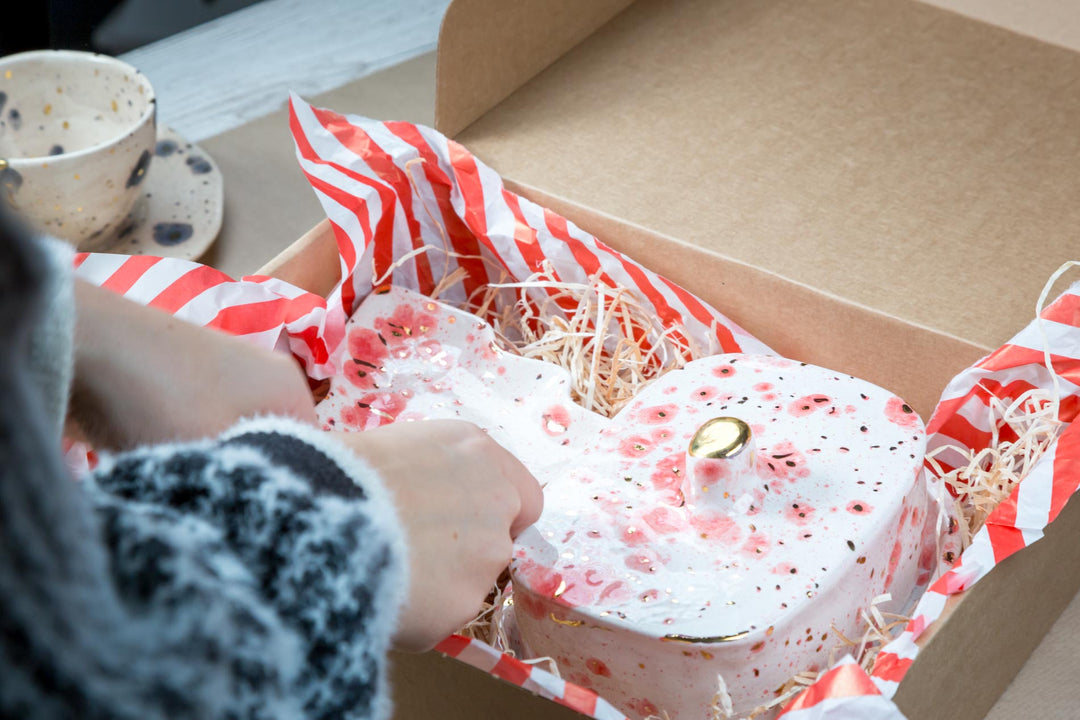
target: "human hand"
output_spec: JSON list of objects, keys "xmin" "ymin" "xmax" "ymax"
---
[
  {"xmin": 70, "ymin": 280, "xmax": 317, "ymax": 449},
  {"xmin": 331, "ymin": 420, "xmax": 543, "ymax": 652}
]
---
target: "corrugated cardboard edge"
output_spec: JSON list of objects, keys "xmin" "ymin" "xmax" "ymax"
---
[
  {"xmin": 435, "ymin": 0, "xmax": 634, "ymax": 137},
  {"xmin": 895, "ymin": 491, "xmax": 1080, "ymax": 719},
  {"xmin": 255, "ymin": 218, "xmax": 341, "ymax": 297},
  {"xmin": 388, "ymin": 650, "xmax": 588, "ymax": 719}
]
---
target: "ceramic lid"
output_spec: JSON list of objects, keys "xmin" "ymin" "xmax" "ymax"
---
[
  {"xmin": 313, "ymin": 286, "xmax": 928, "ymax": 640},
  {"xmin": 512, "ymin": 352, "xmax": 926, "ymax": 639}
]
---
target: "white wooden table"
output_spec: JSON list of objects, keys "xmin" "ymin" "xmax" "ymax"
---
[{"xmin": 120, "ymin": 0, "xmax": 450, "ymax": 142}]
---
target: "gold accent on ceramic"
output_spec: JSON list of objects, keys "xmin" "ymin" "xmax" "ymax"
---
[
  {"xmin": 549, "ymin": 613, "xmax": 585, "ymax": 627},
  {"xmin": 0, "ymin": 158, "xmax": 7, "ymax": 170},
  {"xmin": 688, "ymin": 417, "xmax": 751, "ymax": 459},
  {"xmin": 661, "ymin": 630, "xmax": 751, "ymax": 644}
]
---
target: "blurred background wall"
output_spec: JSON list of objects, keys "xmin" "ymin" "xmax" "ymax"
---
[{"xmin": 2, "ymin": 0, "xmax": 263, "ymax": 55}]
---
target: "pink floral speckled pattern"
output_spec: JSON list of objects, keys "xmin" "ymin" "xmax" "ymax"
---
[{"xmin": 316, "ymin": 286, "xmax": 932, "ymax": 719}]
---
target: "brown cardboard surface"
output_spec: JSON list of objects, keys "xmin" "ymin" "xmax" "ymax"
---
[
  {"xmin": 984, "ymin": 552, "xmax": 1080, "ymax": 720},
  {"xmin": 435, "ymin": 0, "xmax": 633, "ymax": 137},
  {"xmin": 197, "ymin": 53, "xmax": 437, "ymax": 279},
  {"xmin": 449, "ymin": 0, "xmax": 1080, "ymax": 352},
  {"xmin": 257, "ymin": 219, "xmax": 340, "ymax": 297},
  {"xmin": 389, "ymin": 651, "xmax": 587, "ymax": 719},
  {"xmin": 894, "ymin": 484, "xmax": 1080, "ymax": 720}
]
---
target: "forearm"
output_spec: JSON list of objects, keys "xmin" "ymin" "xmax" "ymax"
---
[{"xmin": 70, "ymin": 279, "xmax": 317, "ymax": 450}]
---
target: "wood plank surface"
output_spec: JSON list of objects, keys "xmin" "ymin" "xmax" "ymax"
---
[{"xmin": 120, "ymin": 0, "xmax": 449, "ymax": 141}]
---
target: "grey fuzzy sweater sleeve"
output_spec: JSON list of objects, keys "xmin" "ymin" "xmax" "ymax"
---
[
  {"xmin": 83, "ymin": 419, "xmax": 409, "ymax": 720},
  {"xmin": 0, "ymin": 213, "xmax": 408, "ymax": 720}
]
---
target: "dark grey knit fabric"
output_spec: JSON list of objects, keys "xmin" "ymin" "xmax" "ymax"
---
[{"xmin": 0, "ymin": 209, "xmax": 407, "ymax": 720}]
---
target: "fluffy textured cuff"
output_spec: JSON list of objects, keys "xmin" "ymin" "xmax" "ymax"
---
[
  {"xmin": 222, "ymin": 414, "xmax": 411, "ymax": 649},
  {"xmin": 28, "ymin": 237, "xmax": 76, "ymax": 442}
]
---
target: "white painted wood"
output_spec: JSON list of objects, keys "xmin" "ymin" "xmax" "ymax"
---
[{"xmin": 121, "ymin": 0, "xmax": 449, "ymax": 142}]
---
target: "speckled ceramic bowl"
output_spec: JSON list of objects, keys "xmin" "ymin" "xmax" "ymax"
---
[{"xmin": 0, "ymin": 50, "xmax": 156, "ymax": 249}]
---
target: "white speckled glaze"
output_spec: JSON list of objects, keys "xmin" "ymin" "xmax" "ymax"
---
[
  {"xmin": 0, "ymin": 50, "xmax": 156, "ymax": 247},
  {"xmin": 510, "ymin": 355, "xmax": 928, "ymax": 719},
  {"xmin": 316, "ymin": 287, "xmax": 933, "ymax": 720}
]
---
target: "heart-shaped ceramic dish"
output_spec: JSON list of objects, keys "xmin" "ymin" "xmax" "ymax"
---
[{"xmin": 315, "ymin": 286, "xmax": 931, "ymax": 719}]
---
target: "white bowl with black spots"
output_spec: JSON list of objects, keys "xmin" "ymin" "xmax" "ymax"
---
[{"xmin": 0, "ymin": 50, "xmax": 156, "ymax": 248}]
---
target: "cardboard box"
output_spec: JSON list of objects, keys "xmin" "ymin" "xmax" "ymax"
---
[{"xmin": 258, "ymin": 1, "xmax": 1080, "ymax": 717}]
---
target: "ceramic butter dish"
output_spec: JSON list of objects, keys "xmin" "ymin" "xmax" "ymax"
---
[{"xmin": 315, "ymin": 286, "xmax": 930, "ymax": 719}]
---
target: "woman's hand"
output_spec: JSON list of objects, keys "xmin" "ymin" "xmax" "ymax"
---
[
  {"xmin": 331, "ymin": 420, "xmax": 543, "ymax": 652},
  {"xmin": 70, "ymin": 279, "xmax": 317, "ymax": 449},
  {"xmin": 72, "ymin": 277, "xmax": 543, "ymax": 652}
]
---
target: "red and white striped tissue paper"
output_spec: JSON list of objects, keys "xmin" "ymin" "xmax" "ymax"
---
[{"xmin": 72, "ymin": 96, "xmax": 1080, "ymax": 720}]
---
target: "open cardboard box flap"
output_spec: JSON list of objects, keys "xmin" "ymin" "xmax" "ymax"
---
[
  {"xmin": 439, "ymin": 0, "xmax": 1080, "ymax": 346},
  {"xmin": 436, "ymin": 0, "xmax": 1080, "ymax": 405},
  {"xmin": 383, "ymin": 1, "xmax": 1080, "ymax": 718}
]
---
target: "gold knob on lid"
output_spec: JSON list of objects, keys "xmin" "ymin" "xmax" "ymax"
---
[
  {"xmin": 689, "ymin": 417, "xmax": 751, "ymax": 459},
  {"xmin": 685, "ymin": 417, "xmax": 755, "ymax": 512}
]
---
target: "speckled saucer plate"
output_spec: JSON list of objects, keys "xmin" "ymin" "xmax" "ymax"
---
[{"xmin": 86, "ymin": 125, "xmax": 223, "ymax": 260}]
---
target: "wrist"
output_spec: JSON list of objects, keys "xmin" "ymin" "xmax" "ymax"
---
[
  {"xmin": 70, "ymin": 280, "xmax": 150, "ymax": 448},
  {"xmin": 70, "ymin": 280, "xmax": 319, "ymax": 449}
]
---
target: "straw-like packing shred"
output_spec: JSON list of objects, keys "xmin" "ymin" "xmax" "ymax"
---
[
  {"xmin": 468, "ymin": 262, "xmax": 702, "ymax": 418},
  {"xmin": 927, "ymin": 388, "xmax": 1062, "ymax": 550},
  {"xmin": 376, "ymin": 163, "xmax": 703, "ymax": 418}
]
